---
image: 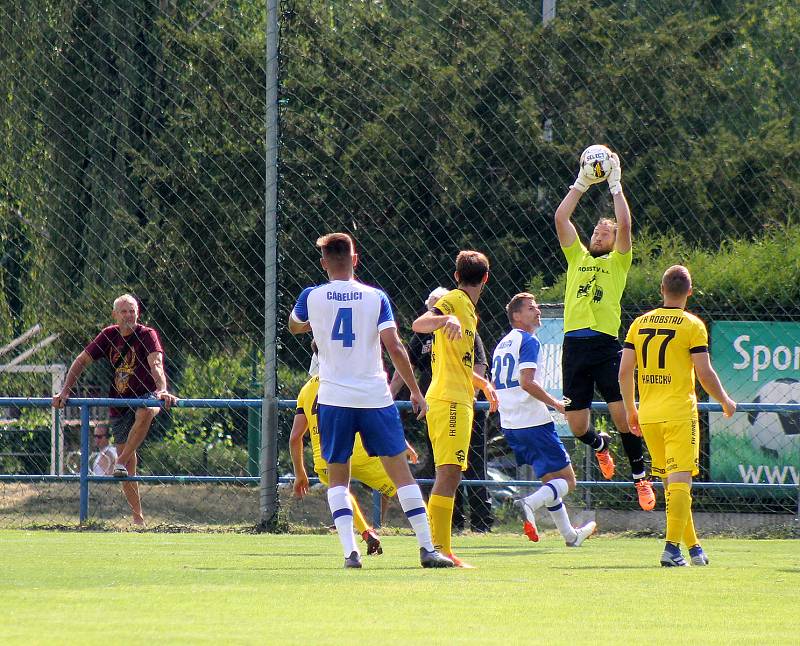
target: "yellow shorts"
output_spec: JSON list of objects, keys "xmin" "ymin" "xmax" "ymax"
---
[
  {"xmin": 426, "ymin": 399, "xmax": 473, "ymax": 471},
  {"xmin": 315, "ymin": 460, "xmax": 397, "ymax": 498},
  {"xmin": 351, "ymin": 457, "xmax": 397, "ymax": 497},
  {"xmin": 640, "ymin": 418, "xmax": 700, "ymax": 478}
]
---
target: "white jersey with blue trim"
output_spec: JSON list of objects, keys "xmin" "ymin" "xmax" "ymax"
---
[
  {"xmin": 291, "ymin": 279, "xmax": 395, "ymax": 408},
  {"xmin": 492, "ymin": 328, "xmax": 552, "ymax": 429}
]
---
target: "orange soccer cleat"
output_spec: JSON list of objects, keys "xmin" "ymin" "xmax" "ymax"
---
[
  {"xmin": 523, "ymin": 520, "xmax": 540, "ymax": 543},
  {"xmin": 635, "ymin": 479, "xmax": 656, "ymax": 511},
  {"xmin": 595, "ymin": 448, "xmax": 616, "ymax": 480}
]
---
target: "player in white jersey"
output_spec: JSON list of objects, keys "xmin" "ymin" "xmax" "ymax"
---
[
  {"xmin": 289, "ymin": 232, "xmax": 453, "ymax": 569},
  {"xmin": 492, "ymin": 292, "xmax": 596, "ymax": 547}
]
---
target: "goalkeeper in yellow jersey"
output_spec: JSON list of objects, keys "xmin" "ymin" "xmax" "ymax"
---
[
  {"xmin": 412, "ymin": 250, "xmax": 498, "ymax": 568},
  {"xmin": 619, "ymin": 265, "xmax": 736, "ymax": 567},
  {"xmin": 290, "ymin": 370, "xmax": 418, "ymax": 556},
  {"xmin": 554, "ymin": 148, "xmax": 655, "ymax": 511}
]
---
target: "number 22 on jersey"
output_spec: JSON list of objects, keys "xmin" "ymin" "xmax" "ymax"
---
[{"xmin": 492, "ymin": 353, "xmax": 520, "ymax": 390}]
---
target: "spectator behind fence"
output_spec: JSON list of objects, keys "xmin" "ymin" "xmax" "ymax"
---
[
  {"xmin": 619, "ymin": 265, "xmax": 736, "ymax": 567},
  {"xmin": 91, "ymin": 425, "xmax": 117, "ymax": 476},
  {"xmin": 390, "ymin": 287, "xmax": 494, "ymax": 533},
  {"xmin": 52, "ymin": 293, "xmax": 177, "ymax": 527}
]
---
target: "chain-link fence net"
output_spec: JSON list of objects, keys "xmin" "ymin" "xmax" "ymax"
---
[
  {"xmin": 0, "ymin": 0, "xmax": 266, "ymax": 527},
  {"xmin": 277, "ymin": 0, "xmax": 799, "ymax": 522},
  {"xmin": 1, "ymin": 0, "xmax": 798, "ymax": 529}
]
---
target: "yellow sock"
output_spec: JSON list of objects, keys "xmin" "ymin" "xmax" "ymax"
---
[
  {"xmin": 682, "ymin": 510, "xmax": 699, "ymax": 548},
  {"xmin": 428, "ymin": 494, "xmax": 455, "ymax": 555},
  {"xmin": 665, "ymin": 482, "xmax": 692, "ymax": 545},
  {"xmin": 350, "ymin": 493, "xmax": 369, "ymax": 536}
]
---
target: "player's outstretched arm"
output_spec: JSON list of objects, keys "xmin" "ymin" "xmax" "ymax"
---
[
  {"xmin": 412, "ymin": 311, "xmax": 462, "ymax": 340},
  {"xmin": 381, "ymin": 327, "xmax": 427, "ymax": 420},
  {"xmin": 618, "ymin": 347, "xmax": 641, "ymax": 435},
  {"xmin": 608, "ymin": 154, "xmax": 632, "ymax": 254},
  {"xmin": 288, "ymin": 413, "xmax": 311, "ymax": 497},
  {"xmin": 52, "ymin": 351, "xmax": 93, "ymax": 409},
  {"xmin": 519, "ymin": 368, "xmax": 565, "ymax": 414},
  {"xmin": 692, "ymin": 353, "xmax": 737, "ymax": 418},
  {"xmin": 554, "ymin": 190, "xmax": 581, "ymax": 248}
]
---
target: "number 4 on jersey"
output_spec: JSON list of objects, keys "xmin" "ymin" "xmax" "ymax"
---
[{"xmin": 331, "ymin": 307, "xmax": 356, "ymax": 347}]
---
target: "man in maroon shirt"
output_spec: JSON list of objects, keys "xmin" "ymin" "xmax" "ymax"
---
[{"xmin": 52, "ymin": 294, "xmax": 176, "ymax": 526}]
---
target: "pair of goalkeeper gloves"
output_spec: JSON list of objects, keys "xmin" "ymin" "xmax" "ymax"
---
[{"xmin": 571, "ymin": 152, "xmax": 623, "ymax": 196}]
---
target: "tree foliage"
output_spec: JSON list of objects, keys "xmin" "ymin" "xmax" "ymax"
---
[{"xmin": 0, "ymin": 0, "xmax": 798, "ymax": 385}]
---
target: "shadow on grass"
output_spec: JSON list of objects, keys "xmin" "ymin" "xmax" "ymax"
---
[
  {"xmin": 549, "ymin": 565, "xmax": 655, "ymax": 570},
  {"xmin": 188, "ymin": 565, "xmax": 422, "ymax": 572}
]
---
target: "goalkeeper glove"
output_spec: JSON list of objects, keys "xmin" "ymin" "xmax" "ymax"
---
[
  {"xmin": 570, "ymin": 156, "xmax": 605, "ymax": 194},
  {"xmin": 607, "ymin": 152, "xmax": 623, "ymax": 195}
]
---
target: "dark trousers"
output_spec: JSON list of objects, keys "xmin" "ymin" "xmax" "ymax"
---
[{"xmin": 452, "ymin": 410, "xmax": 493, "ymax": 532}]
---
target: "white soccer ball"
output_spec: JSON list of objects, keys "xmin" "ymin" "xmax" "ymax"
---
[
  {"xmin": 580, "ymin": 144, "xmax": 613, "ymax": 182},
  {"xmin": 748, "ymin": 378, "xmax": 800, "ymax": 454}
]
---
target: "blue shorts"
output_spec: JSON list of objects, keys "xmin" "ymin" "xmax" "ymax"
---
[
  {"xmin": 318, "ymin": 404, "xmax": 407, "ymax": 464},
  {"xmin": 503, "ymin": 421, "xmax": 571, "ymax": 478}
]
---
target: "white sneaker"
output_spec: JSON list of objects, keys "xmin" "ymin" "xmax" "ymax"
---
[
  {"xmin": 112, "ymin": 464, "xmax": 128, "ymax": 478},
  {"xmin": 566, "ymin": 521, "xmax": 597, "ymax": 547}
]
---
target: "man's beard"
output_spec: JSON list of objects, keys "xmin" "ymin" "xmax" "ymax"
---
[{"xmin": 589, "ymin": 244, "xmax": 612, "ymax": 258}]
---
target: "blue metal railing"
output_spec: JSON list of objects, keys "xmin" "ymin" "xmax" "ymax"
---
[{"xmin": 0, "ymin": 397, "xmax": 798, "ymax": 524}]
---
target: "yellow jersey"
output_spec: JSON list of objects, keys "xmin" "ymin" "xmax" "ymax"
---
[
  {"xmin": 295, "ymin": 376, "xmax": 371, "ymax": 472},
  {"xmin": 562, "ymin": 238, "xmax": 632, "ymax": 336},
  {"xmin": 426, "ymin": 289, "xmax": 477, "ymax": 406},
  {"xmin": 623, "ymin": 307, "xmax": 709, "ymax": 423}
]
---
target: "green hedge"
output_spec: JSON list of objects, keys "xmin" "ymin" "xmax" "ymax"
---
[{"xmin": 537, "ymin": 224, "xmax": 800, "ymax": 320}]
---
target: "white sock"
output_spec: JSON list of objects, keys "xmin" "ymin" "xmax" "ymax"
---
[
  {"xmin": 547, "ymin": 501, "xmax": 577, "ymax": 543},
  {"xmin": 327, "ymin": 486, "xmax": 358, "ymax": 557},
  {"xmin": 396, "ymin": 484, "xmax": 434, "ymax": 551},
  {"xmin": 523, "ymin": 478, "xmax": 569, "ymax": 518}
]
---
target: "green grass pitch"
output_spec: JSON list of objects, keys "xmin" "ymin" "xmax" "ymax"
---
[{"xmin": 2, "ymin": 530, "xmax": 797, "ymax": 645}]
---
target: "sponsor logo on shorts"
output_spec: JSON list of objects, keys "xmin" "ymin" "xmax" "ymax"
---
[
  {"xmin": 455, "ymin": 449, "xmax": 466, "ymax": 464},
  {"xmin": 449, "ymin": 403, "xmax": 458, "ymax": 437}
]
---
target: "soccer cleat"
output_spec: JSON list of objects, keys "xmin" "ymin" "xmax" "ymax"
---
[
  {"xmin": 689, "ymin": 545, "xmax": 709, "ymax": 566},
  {"xmin": 361, "ymin": 529, "xmax": 383, "ymax": 555},
  {"xmin": 112, "ymin": 464, "xmax": 128, "ymax": 478},
  {"xmin": 445, "ymin": 553, "xmax": 475, "ymax": 569},
  {"xmin": 344, "ymin": 551, "xmax": 362, "ymax": 569},
  {"xmin": 660, "ymin": 543, "xmax": 688, "ymax": 567},
  {"xmin": 565, "ymin": 521, "xmax": 597, "ymax": 547},
  {"xmin": 635, "ymin": 478, "xmax": 656, "ymax": 511},
  {"xmin": 523, "ymin": 520, "xmax": 540, "ymax": 543},
  {"xmin": 595, "ymin": 433, "xmax": 615, "ymax": 479},
  {"xmin": 420, "ymin": 548, "xmax": 455, "ymax": 568}
]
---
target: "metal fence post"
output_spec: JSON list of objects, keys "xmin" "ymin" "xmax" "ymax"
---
[
  {"xmin": 79, "ymin": 404, "xmax": 90, "ymax": 524},
  {"xmin": 260, "ymin": 0, "xmax": 280, "ymax": 530}
]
